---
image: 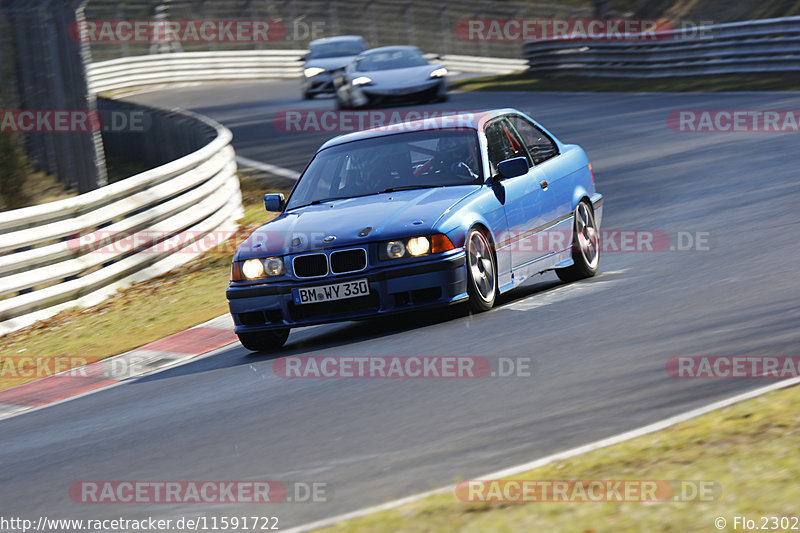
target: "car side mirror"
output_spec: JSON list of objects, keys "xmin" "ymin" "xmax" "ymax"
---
[
  {"xmin": 497, "ymin": 157, "xmax": 529, "ymax": 179},
  {"xmin": 264, "ymin": 193, "xmax": 285, "ymax": 212}
]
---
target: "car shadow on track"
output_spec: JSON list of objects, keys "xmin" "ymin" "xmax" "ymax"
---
[
  {"xmin": 248, "ymin": 276, "xmax": 564, "ymax": 357},
  {"xmin": 133, "ymin": 275, "xmax": 566, "ymax": 383}
]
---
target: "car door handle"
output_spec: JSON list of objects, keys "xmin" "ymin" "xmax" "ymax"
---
[{"xmin": 539, "ymin": 179, "xmax": 549, "ymax": 189}]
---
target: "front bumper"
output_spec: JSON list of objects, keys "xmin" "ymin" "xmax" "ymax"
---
[
  {"xmin": 302, "ymin": 72, "xmax": 336, "ymax": 95},
  {"xmin": 227, "ymin": 251, "xmax": 467, "ymax": 333},
  {"xmin": 354, "ymin": 79, "xmax": 445, "ymax": 106}
]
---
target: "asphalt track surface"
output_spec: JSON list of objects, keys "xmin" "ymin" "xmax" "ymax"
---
[{"xmin": 1, "ymin": 80, "xmax": 799, "ymax": 529}]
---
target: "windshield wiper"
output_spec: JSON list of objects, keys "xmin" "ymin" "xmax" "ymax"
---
[
  {"xmin": 292, "ymin": 188, "xmax": 435, "ymax": 210},
  {"xmin": 379, "ymin": 185, "xmax": 438, "ymax": 193},
  {"xmin": 290, "ymin": 194, "xmax": 367, "ymax": 210},
  {"xmin": 308, "ymin": 196, "xmax": 351, "ymax": 205}
]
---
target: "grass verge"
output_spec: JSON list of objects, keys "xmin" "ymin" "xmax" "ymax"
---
[
  {"xmin": 320, "ymin": 381, "xmax": 800, "ymax": 533},
  {"xmin": 0, "ymin": 172, "xmax": 290, "ymax": 391},
  {"xmin": 0, "ymin": 170, "xmax": 75, "ymax": 211},
  {"xmin": 452, "ymin": 72, "xmax": 800, "ymax": 93}
]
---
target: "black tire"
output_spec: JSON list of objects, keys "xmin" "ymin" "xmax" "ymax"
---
[
  {"xmin": 465, "ymin": 228, "xmax": 497, "ymax": 312},
  {"xmin": 237, "ymin": 329, "xmax": 290, "ymax": 352},
  {"xmin": 556, "ymin": 200, "xmax": 599, "ymax": 282}
]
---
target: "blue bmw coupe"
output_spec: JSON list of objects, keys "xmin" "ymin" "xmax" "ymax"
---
[{"xmin": 227, "ymin": 108, "xmax": 603, "ymax": 351}]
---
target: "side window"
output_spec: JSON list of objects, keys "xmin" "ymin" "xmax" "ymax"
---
[
  {"xmin": 484, "ymin": 119, "xmax": 529, "ymax": 176},
  {"xmin": 508, "ymin": 116, "xmax": 558, "ymax": 165}
]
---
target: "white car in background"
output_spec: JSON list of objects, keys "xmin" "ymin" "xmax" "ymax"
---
[{"xmin": 334, "ymin": 45, "xmax": 448, "ymax": 108}]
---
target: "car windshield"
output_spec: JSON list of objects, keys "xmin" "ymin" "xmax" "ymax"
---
[
  {"xmin": 308, "ymin": 40, "xmax": 365, "ymax": 59},
  {"xmin": 356, "ymin": 49, "xmax": 429, "ymax": 72},
  {"xmin": 287, "ymin": 129, "xmax": 482, "ymax": 210}
]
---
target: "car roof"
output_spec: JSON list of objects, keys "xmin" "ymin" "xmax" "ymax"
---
[
  {"xmin": 359, "ymin": 45, "xmax": 422, "ymax": 55},
  {"xmin": 319, "ymin": 108, "xmax": 521, "ymax": 150},
  {"xmin": 309, "ymin": 35, "xmax": 365, "ymax": 47}
]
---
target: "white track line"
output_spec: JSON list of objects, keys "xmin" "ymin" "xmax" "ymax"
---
[
  {"xmin": 504, "ymin": 278, "xmax": 621, "ymax": 312},
  {"xmin": 236, "ymin": 155, "xmax": 301, "ymax": 180},
  {"xmin": 284, "ymin": 376, "xmax": 800, "ymax": 533}
]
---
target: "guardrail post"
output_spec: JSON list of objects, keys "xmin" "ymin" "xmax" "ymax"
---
[{"xmin": 0, "ymin": 0, "xmax": 107, "ymax": 193}]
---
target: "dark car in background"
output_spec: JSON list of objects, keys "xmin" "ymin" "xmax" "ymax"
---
[
  {"xmin": 301, "ymin": 35, "xmax": 366, "ymax": 99},
  {"xmin": 334, "ymin": 45, "xmax": 448, "ymax": 108}
]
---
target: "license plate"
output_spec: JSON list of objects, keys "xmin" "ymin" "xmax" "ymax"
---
[
  {"xmin": 292, "ymin": 279, "xmax": 370, "ymax": 305},
  {"xmin": 395, "ymin": 87, "xmax": 416, "ymax": 95}
]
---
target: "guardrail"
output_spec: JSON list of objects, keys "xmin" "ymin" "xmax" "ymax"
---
[
  {"xmin": 87, "ymin": 51, "xmax": 527, "ymax": 93},
  {"xmin": 0, "ymin": 102, "xmax": 242, "ymax": 334},
  {"xmin": 429, "ymin": 54, "xmax": 528, "ymax": 75},
  {"xmin": 523, "ymin": 16, "xmax": 800, "ymax": 78},
  {"xmin": 87, "ymin": 50, "xmax": 306, "ymax": 93}
]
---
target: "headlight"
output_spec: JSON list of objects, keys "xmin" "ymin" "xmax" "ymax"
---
[
  {"xmin": 264, "ymin": 257, "xmax": 285, "ymax": 276},
  {"xmin": 406, "ymin": 236, "xmax": 430, "ymax": 256},
  {"xmin": 242, "ymin": 259, "xmax": 265, "ymax": 280},
  {"xmin": 385, "ymin": 240, "xmax": 406, "ymax": 259},
  {"xmin": 304, "ymin": 67, "xmax": 325, "ymax": 78},
  {"xmin": 380, "ymin": 234, "xmax": 454, "ymax": 260},
  {"xmin": 429, "ymin": 67, "xmax": 448, "ymax": 78},
  {"xmin": 352, "ymin": 76, "xmax": 372, "ymax": 87},
  {"xmin": 232, "ymin": 257, "xmax": 285, "ymax": 281}
]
